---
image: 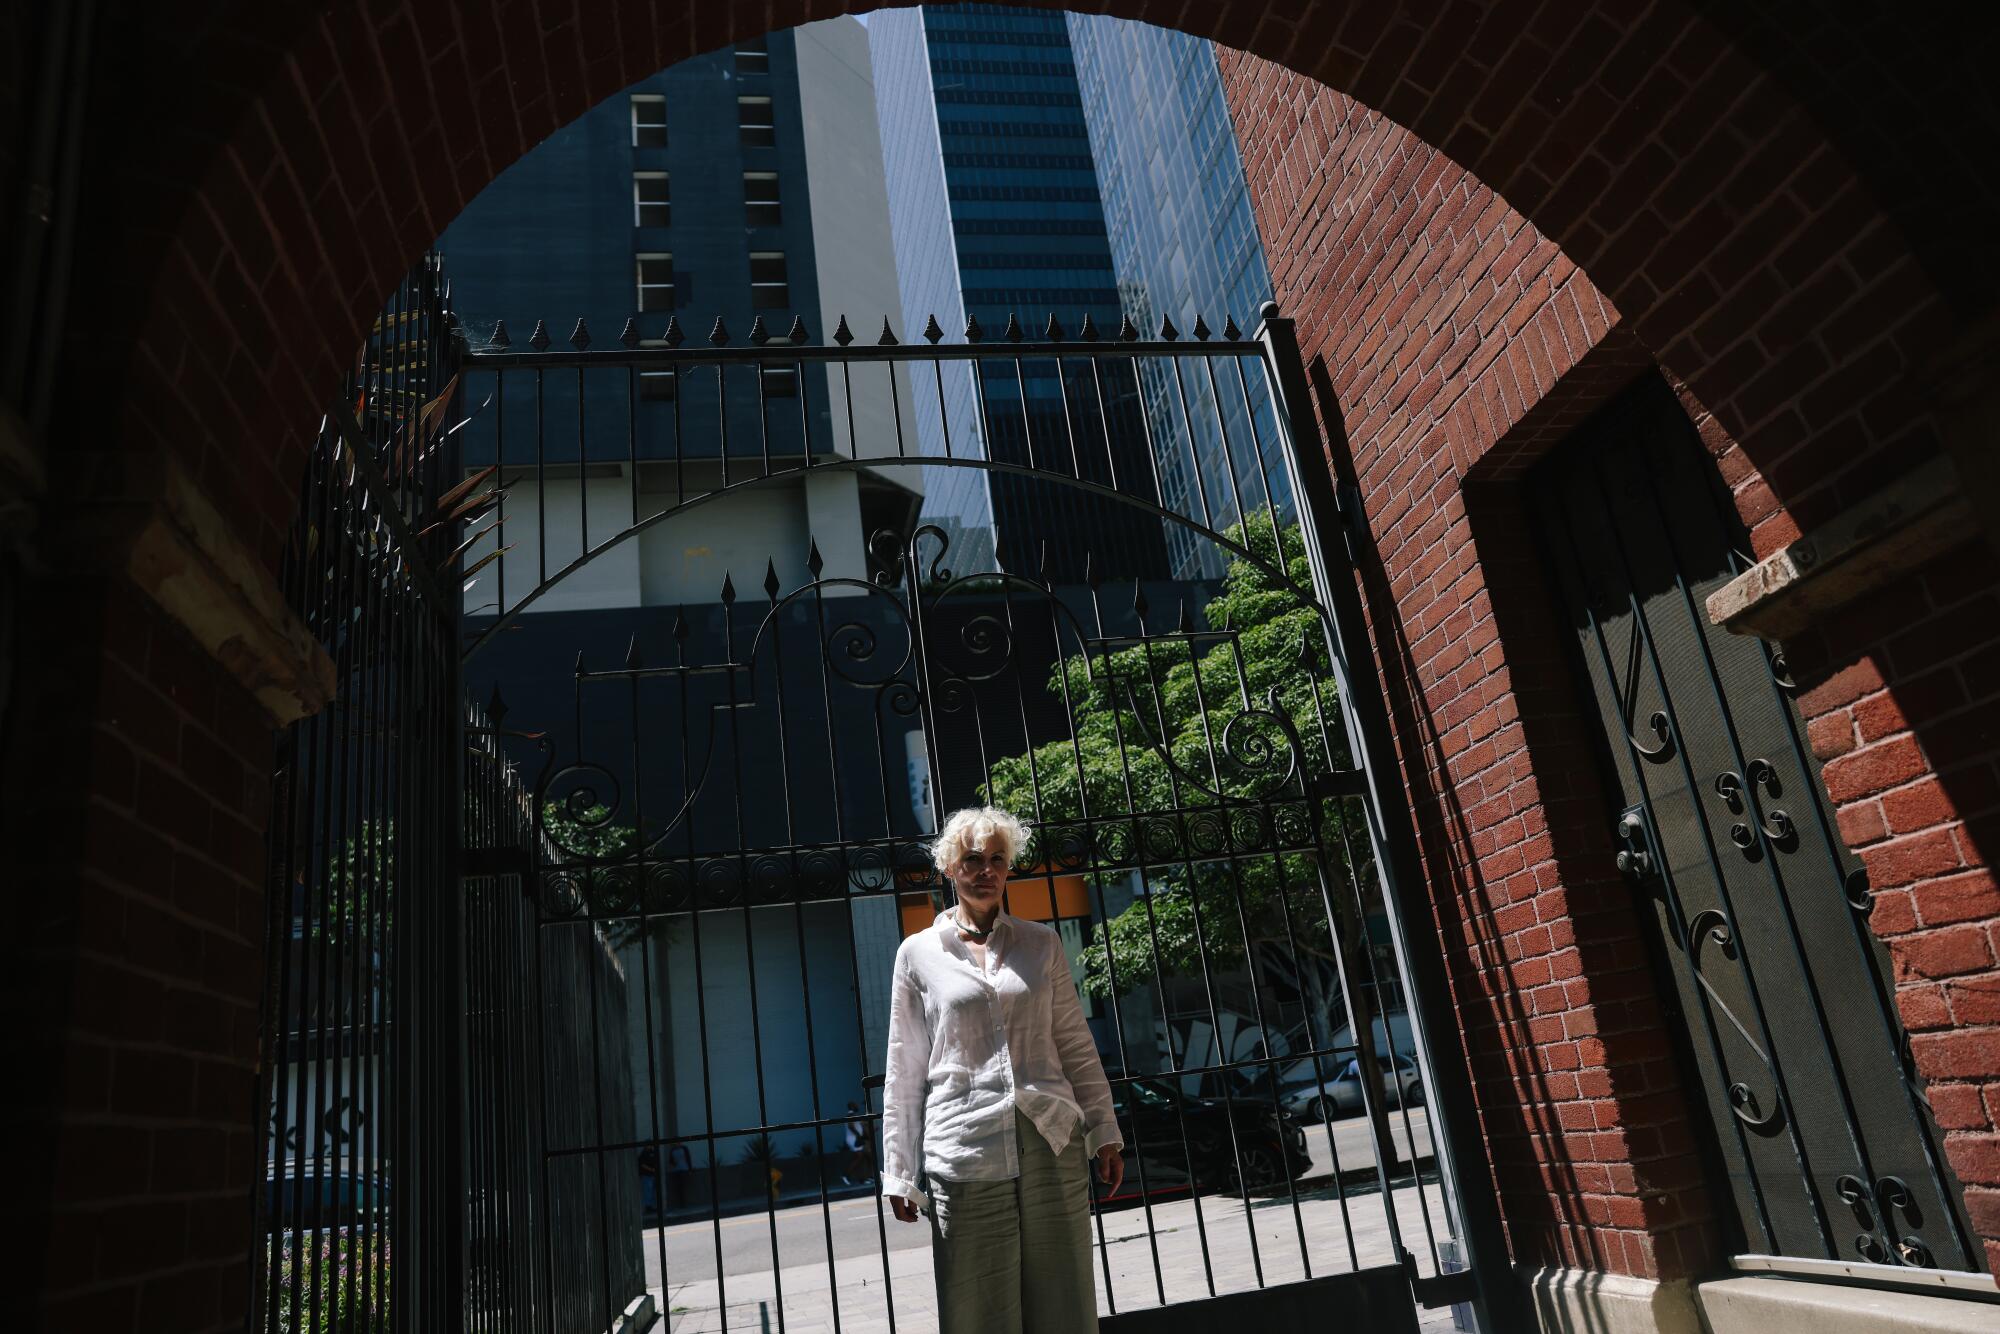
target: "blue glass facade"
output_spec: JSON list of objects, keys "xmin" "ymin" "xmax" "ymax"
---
[
  {"xmin": 1068, "ymin": 16, "xmax": 1291, "ymax": 579},
  {"xmin": 871, "ymin": 5, "xmax": 1169, "ymax": 582}
]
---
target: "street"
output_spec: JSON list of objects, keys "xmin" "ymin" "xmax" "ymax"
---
[{"xmin": 643, "ymin": 1109, "xmax": 1460, "ymax": 1332}]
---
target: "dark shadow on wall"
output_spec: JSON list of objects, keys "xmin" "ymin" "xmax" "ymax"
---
[{"xmin": 1304, "ymin": 355, "xmax": 1722, "ymax": 1276}]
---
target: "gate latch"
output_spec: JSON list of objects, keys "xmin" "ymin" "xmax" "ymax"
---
[{"xmin": 1615, "ymin": 805, "xmax": 1657, "ymax": 881}]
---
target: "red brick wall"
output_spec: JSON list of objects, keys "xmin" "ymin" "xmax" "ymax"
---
[
  {"xmin": 1789, "ymin": 554, "xmax": 2000, "ymax": 1267},
  {"xmin": 7, "ymin": 575, "xmax": 273, "ymax": 1329},
  {"xmin": 1219, "ymin": 45, "xmax": 2000, "ymax": 1279},
  {"xmin": 12, "ymin": 1, "xmax": 2000, "ymax": 1327}
]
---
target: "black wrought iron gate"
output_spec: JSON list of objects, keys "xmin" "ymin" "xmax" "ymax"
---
[{"xmin": 452, "ymin": 305, "xmax": 1513, "ymax": 1333}]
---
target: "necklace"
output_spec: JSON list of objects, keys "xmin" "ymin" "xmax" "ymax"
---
[{"xmin": 954, "ymin": 910, "xmax": 996, "ymax": 940}]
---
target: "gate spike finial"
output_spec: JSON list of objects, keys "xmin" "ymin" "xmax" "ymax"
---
[
  {"xmin": 1222, "ymin": 315, "xmax": 1242, "ymax": 340},
  {"xmin": 1158, "ymin": 314, "xmax": 1178, "ymax": 342},
  {"xmin": 806, "ymin": 536, "xmax": 825, "ymax": 578},
  {"xmin": 763, "ymin": 558, "xmax": 781, "ymax": 602},
  {"xmin": 529, "ymin": 319, "xmax": 551, "ymax": 351},
  {"xmin": 672, "ymin": 606, "xmax": 690, "ymax": 643},
  {"xmin": 1038, "ymin": 539, "xmax": 1052, "ymax": 582},
  {"xmin": 574, "ymin": 649, "xmax": 587, "ymax": 675},
  {"xmin": 749, "ymin": 315, "xmax": 771, "ymax": 345},
  {"xmin": 1131, "ymin": 579, "xmax": 1150, "ymax": 622},
  {"xmin": 787, "ymin": 316, "xmax": 809, "ymax": 345},
  {"xmin": 1003, "ymin": 312, "xmax": 1023, "ymax": 343},
  {"xmin": 619, "ymin": 317, "xmax": 641, "ymax": 349},
  {"xmin": 1117, "ymin": 314, "xmax": 1139, "ymax": 342},
  {"xmin": 1176, "ymin": 597, "xmax": 1193, "ymax": 633},
  {"xmin": 964, "ymin": 312, "xmax": 984, "ymax": 343},
  {"xmin": 569, "ymin": 317, "xmax": 592, "ymax": 350},
  {"xmin": 489, "ymin": 319, "xmax": 511, "ymax": 349},
  {"xmin": 625, "ymin": 633, "xmax": 643, "ymax": 670},
  {"xmin": 709, "ymin": 316, "xmax": 731, "ymax": 347},
  {"xmin": 1044, "ymin": 313, "xmax": 1064, "ymax": 341},
  {"xmin": 833, "ymin": 315, "xmax": 854, "ymax": 346},
  {"xmin": 486, "ymin": 683, "xmax": 509, "ymax": 726},
  {"xmin": 1077, "ymin": 312, "xmax": 1099, "ymax": 341},
  {"xmin": 720, "ymin": 570, "xmax": 737, "ymax": 604},
  {"xmin": 1191, "ymin": 314, "xmax": 1211, "ymax": 342},
  {"xmin": 923, "ymin": 313, "xmax": 945, "ymax": 344},
  {"xmin": 1085, "ymin": 550, "xmax": 1102, "ymax": 589},
  {"xmin": 878, "ymin": 317, "xmax": 898, "ymax": 346},
  {"xmin": 664, "ymin": 316, "xmax": 685, "ymax": 347}
]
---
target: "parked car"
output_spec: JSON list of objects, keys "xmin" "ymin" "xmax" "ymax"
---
[
  {"xmin": 1094, "ymin": 1073, "xmax": 1311, "ymax": 1209},
  {"xmin": 265, "ymin": 1160, "xmax": 391, "ymax": 1233},
  {"xmin": 1274, "ymin": 1053, "xmax": 1423, "ymax": 1123}
]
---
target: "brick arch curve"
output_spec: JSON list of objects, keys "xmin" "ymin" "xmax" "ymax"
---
[
  {"xmin": 19, "ymin": 3, "xmax": 2000, "ymax": 1327},
  {"xmin": 86, "ymin": 0, "xmax": 1985, "ymax": 573}
]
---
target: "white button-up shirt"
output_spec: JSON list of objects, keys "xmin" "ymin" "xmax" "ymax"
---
[{"xmin": 880, "ymin": 910, "xmax": 1122, "ymax": 1210}]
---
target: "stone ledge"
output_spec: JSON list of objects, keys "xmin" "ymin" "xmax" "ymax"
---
[
  {"xmin": 46, "ymin": 450, "xmax": 334, "ymax": 725},
  {"xmin": 1696, "ymin": 1273, "xmax": 2000, "ymax": 1334},
  {"xmin": 1520, "ymin": 1266, "xmax": 1702, "ymax": 1334},
  {"xmin": 1706, "ymin": 453, "xmax": 1978, "ymax": 641}
]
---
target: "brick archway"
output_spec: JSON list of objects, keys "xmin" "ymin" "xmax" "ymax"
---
[
  {"xmin": 50, "ymin": 1, "xmax": 1988, "ymax": 569},
  {"xmin": 12, "ymin": 3, "xmax": 2000, "ymax": 1329}
]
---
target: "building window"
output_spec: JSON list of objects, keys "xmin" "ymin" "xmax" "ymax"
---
[
  {"xmin": 735, "ymin": 37, "xmax": 769, "ymax": 74},
  {"xmin": 743, "ymin": 172, "xmax": 781, "ymax": 226},
  {"xmin": 738, "ymin": 95, "xmax": 775, "ymax": 148},
  {"xmin": 637, "ymin": 254, "xmax": 675, "ymax": 312},
  {"xmin": 634, "ymin": 173, "xmax": 670, "ymax": 228},
  {"xmin": 630, "ymin": 95, "xmax": 667, "ymax": 148},
  {"xmin": 749, "ymin": 252, "xmax": 789, "ymax": 309},
  {"xmin": 761, "ymin": 365, "xmax": 798, "ymax": 399},
  {"xmin": 638, "ymin": 340, "xmax": 677, "ymax": 401}
]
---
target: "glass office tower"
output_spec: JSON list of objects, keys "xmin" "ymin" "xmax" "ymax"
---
[
  {"xmin": 1068, "ymin": 16, "xmax": 1291, "ymax": 579},
  {"xmin": 871, "ymin": 5, "xmax": 1170, "ymax": 582}
]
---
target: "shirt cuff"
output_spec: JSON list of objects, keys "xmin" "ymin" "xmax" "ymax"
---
[
  {"xmin": 881, "ymin": 1172, "xmax": 930, "ymax": 1214},
  {"xmin": 1084, "ymin": 1123, "xmax": 1124, "ymax": 1157}
]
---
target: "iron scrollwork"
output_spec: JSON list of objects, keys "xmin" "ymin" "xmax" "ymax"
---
[
  {"xmin": 1712, "ymin": 759, "xmax": 1795, "ymax": 851},
  {"xmin": 1834, "ymin": 1174, "xmax": 1933, "ymax": 1267},
  {"xmin": 1685, "ymin": 909, "xmax": 1786, "ymax": 1134}
]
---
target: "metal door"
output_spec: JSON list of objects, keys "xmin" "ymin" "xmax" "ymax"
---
[{"xmin": 1532, "ymin": 376, "xmax": 1983, "ymax": 1275}]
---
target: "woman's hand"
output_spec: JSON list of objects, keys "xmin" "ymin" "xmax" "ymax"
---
[
  {"xmin": 889, "ymin": 1195, "xmax": 921, "ymax": 1223},
  {"xmin": 1094, "ymin": 1146, "xmax": 1124, "ymax": 1196}
]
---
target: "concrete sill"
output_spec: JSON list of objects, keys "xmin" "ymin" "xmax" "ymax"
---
[
  {"xmin": 1706, "ymin": 454, "xmax": 1977, "ymax": 642},
  {"xmin": 1698, "ymin": 1273, "xmax": 2000, "ymax": 1334}
]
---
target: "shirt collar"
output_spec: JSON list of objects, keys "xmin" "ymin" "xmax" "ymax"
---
[{"xmin": 933, "ymin": 907, "xmax": 1011, "ymax": 937}]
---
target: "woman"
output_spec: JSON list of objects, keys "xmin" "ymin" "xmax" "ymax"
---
[{"xmin": 880, "ymin": 806, "xmax": 1125, "ymax": 1334}]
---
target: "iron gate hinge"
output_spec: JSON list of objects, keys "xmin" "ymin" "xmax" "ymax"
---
[
  {"xmin": 1332, "ymin": 477, "xmax": 1366, "ymax": 566},
  {"xmin": 1307, "ymin": 769, "xmax": 1370, "ymax": 800},
  {"xmin": 1411, "ymin": 1267, "xmax": 1480, "ymax": 1309}
]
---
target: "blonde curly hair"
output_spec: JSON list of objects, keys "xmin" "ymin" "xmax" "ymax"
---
[{"xmin": 931, "ymin": 806, "xmax": 1030, "ymax": 875}]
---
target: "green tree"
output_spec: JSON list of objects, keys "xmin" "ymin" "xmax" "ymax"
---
[{"xmin": 983, "ymin": 514, "xmax": 1368, "ymax": 1002}]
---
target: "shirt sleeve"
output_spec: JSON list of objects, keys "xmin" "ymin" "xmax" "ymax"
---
[
  {"xmin": 1047, "ymin": 933, "xmax": 1123, "ymax": 1156},
  {"xmin": 879, "ymin": 951, "xmax": 931, "ymax": 1211}
]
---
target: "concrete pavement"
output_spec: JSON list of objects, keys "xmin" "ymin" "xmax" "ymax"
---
[{"xmin": 643, "ymin": 1109, "xmax": 1462, "ymax": 1332}]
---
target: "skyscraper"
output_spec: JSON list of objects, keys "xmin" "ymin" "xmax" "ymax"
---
[
  {"xmin": 872, "ymin": 7, "xmax": 1288, "ymax": 584},
  {"xmin": 870, "ymin": 5, "xmax": 1170, "ymax": 582},
  {"xmin": 446, "ymin": 18, "xmax": 921, "ymax": 616},
  {"xmin": 1068, "ymin": 16, "xmax": 1291, "ymax": 578}
]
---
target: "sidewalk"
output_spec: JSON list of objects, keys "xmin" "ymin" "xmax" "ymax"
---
[{"xmin": 648, "ymin": 1111, "xmax": 1455, "ymax": 1333}]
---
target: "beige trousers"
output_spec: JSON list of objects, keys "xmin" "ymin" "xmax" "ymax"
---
[{"xmin": 927, "ymin": 1109, "xmax": 1098, "ymax": 1334}]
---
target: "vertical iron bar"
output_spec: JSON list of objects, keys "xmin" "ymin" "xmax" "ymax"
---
[{"xmin": 1260, "ymin": 305, "xmax": 1520, "ymax": 1328}]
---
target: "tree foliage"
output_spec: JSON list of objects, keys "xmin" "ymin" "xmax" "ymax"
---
[{"xmin": 984, "ymin": 515, "xmax": 1368, "ymax": 999}]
